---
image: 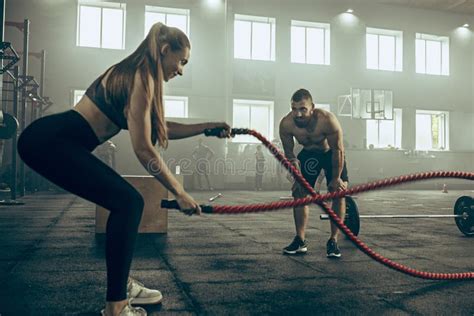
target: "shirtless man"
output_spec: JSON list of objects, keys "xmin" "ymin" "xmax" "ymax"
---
[{"xmin": 279, "ymin": 88, "xmax": 349, "ymax": 258}]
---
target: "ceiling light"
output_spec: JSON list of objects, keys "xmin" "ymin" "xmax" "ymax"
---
[{"xmin": 346, "ymin": 9, "xmax": 354, "ymax": 13}]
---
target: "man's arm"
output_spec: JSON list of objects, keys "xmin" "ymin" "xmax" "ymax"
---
[
  {"xmin": 325, "ymin": 113, "xmax": 344, "ymax": 180},
  {"xmin": 279, "ymin": 118, "xmax": 297, "ymax": 164}
]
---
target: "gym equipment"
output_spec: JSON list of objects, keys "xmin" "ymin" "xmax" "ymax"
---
[
  {"xmin": 320, "ymin": 196, "xmax": 473, "ymax": 237},
  {"xmin": 0, "ymin": 111, "xmax": 19, "ymax": 139}
]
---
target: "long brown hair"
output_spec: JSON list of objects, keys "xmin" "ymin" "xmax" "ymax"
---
[{"xmin": 105, "ymin": 22, "xmax": 190, "ymax": 148}]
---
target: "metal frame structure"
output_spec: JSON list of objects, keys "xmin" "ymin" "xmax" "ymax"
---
[{"xmin": 0, "ymin": 12, "xmax": 53, "ymax": 201}]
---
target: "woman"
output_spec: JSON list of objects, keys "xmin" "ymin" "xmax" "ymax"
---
[{"xmin": 18, "ymin": 23, "xmax": 231, "ymax": 316}]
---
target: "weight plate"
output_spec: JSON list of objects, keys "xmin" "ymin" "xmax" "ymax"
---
[
  {"xmin": 0, "ymin": 113, "xmax": 19, "ymax": 140},
  {"xmin": 454, "ymin": 196, "xmax": 473, "ymax": 237},
  {"xmin": 345, "ymin": 196, "xmax": 360, "ymax": 236}
]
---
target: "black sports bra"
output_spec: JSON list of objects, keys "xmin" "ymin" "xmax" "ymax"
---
[
  {"xmin": 85, "ymin": 71, "xmax": 158, "ymax": 145},
  {"xmin": 85, "ymin": 73, "xmax": 129, "ymax": 130}
]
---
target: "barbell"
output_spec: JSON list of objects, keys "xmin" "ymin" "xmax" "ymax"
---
[{"xmin": 320, "ymin": 196, "xmax": 474, "ymax": 237}]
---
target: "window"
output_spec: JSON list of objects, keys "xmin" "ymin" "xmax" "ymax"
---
[
  {"xmin": 234, "ymin": 14, "xmax": 276, "ymax": 61},
  {"xmin": 291, "ymin": 20, "xmax": 330, "ymax": 65},
  {"xmin": 416, "ymin": 110, "xmax": 449, "ymax": 150},
  {"xmin": 366, "ymin": 108, "xmax": 402, "ymax": 149},
  {"xmin": 77, "ymin": 1, "xmax": 126, "ymax": 49},
  {"xmin": 366, "ymin": 27, "xmax": 403, "ymax": 72},
  {"xmin": 164, "ymin": 96, "xmax": 188, "ymax": 118},
  {"xmin": 72, "ymin": 89, "xmax": 86, "ymax": 106},
  {"xmin": 316, "ymin": 103, "xmax": 331, "ymax": 112},
  {"xmin": 416, "ymin": 33, "xmax": 449, "ymax": 76},
  {"xmin": 144, "ymin": 6, "xmax": 190, "ymax": 38},
  {"xmin": 233, "ymin": 99, "xmax": 274, "ymax": 143}
]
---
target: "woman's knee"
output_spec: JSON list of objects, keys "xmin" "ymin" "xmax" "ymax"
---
[
  {"xmin": 130, "ymin": 191, "xmax": 145, "ymax": 215},
  {"xmin": 118, "ymin": 189, "xmax": 145, "ymax": 220}
]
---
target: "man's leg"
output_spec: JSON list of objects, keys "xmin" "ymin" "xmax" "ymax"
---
[
  {"xmin": 294, "ymin": 205, "xmax": 309, "ymax": 240},
  {"xmin": 204, "ymin": 173, "xmax": 213, "ymax": 190},
  {"xmin": 195, "ymin": 172, "xmax": 203, "ymax": 190},
  {"xmin": 283, "ymin": 148, "xmax": 321, "ymax": 255},
  {"xmin": 326, "ymin": 193, "xmax": 346, "ymax": 258},
  {"xmin": 329, "ymin": 182, "xmax": 348, "ymax": 241},
  {"xmin": 257, "ymin": 173, "xmax": 263, "ymax": 190},
  {"xmin": 283, "ymin": 181, "xmax": 311, "ymax": 255}
]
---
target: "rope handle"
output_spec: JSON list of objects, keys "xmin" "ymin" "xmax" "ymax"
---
[
  {"xmin": 204, "ymin": 127, "xmax": 250, "ymax": 137},
  {"xmin": 161, "ymin": 200, "xmax": 214, "ymax": 214}
]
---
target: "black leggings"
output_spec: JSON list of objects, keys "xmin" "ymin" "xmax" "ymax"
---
[{"xmin": 18, "ymin": 110, "xmax": 144, "ymax": 301}]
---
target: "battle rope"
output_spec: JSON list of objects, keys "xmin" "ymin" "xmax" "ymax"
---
[{"xmin": 167, "ymin": 128, "xmax": 474, "ymax": 280}]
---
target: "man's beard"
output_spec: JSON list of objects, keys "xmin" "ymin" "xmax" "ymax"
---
[{"xmin": 294, "ymin": 118, "xmax": 310, "ymax": 128}]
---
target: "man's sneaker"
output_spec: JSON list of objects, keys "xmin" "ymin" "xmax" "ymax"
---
[
  {"xmin": 101, "ymin": 300, "xmax": 147, "ymax": 316},
  {"xmin": 283, "ymin": 236, "xmax": 308, "ymax": 255},
  {"xmin": 128, "ymin": 277, "xmax": 163, "ymax": 305},
  {"xmin": 326, "ymin": 239, "xmax": 341, "ymax": 258}
]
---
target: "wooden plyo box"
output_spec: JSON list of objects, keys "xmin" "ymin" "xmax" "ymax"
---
[{"xmin": 95, "ymin": 175, "xmax": 181, "ymax": 234}]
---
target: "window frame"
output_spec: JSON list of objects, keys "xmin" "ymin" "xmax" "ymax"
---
[
  {"xmin": 164, "ymin": 95, "xmax": 189, "ymax": 118},
  {"xmin": 232, "ymin": 99, "xmax": 274, "ymax": 143},
  {"xmin": 316, "ymin": 103, "xmax": 331, "ymax": 112},
  {"xmin": 144, "ymin": 5, "xmax": 190, "ymax": 38},
  {"xmin": 291, "ymin": 20, "xmax": 330, "ymax": 65},
  {"xmin": 366, "ymin": 108, "xmax": 403, "ymax": 149},
  {"xmin": 415, "ymin": 109, "xmax": 450, "ymax": 151},
  {"xmin": 76, "ymin": 0, "xmax": 126, "ymax": 50},
  {"xmin": 72, "ymin": 89, "xmax": 86, "ymax": 107},
  {"xmin": 234, "ymin": 14, "xmax": 276, "ymax": 61},
  {"xmin": 366, "ymin": 27, "xmax": 403, "ymax": 72},
  {"xmin": 415, "ymin": 33, "xmax": 450, "ymax": 76}
]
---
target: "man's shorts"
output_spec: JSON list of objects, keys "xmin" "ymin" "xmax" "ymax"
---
[{"xmin": 292, "ymin": 149, "xmax": 349, "ymax": 198}]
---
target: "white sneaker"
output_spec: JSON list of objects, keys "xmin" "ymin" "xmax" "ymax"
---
[
  {"xmin": 127, "ymin": 277, "xmax": 163, "ymax": 305},
  {"xmin": 101, "ymin": 300, "xmax": 147, "ymax": 316}
]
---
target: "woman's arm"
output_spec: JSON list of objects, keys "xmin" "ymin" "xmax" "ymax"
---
[
  {"xmin": 127, "ymin": 73, "xmax": 201, "ymax": 214},
  {"xmin": 167, "ymin": 121, "xmax": 232, "ymax": 139},
  {"xmin": 127, "ymin": 75, "xmax": 184, "ymax": 196},
  {"xmin": 166, "ymin": 121, "xmax": 210, "ymax": 139}
]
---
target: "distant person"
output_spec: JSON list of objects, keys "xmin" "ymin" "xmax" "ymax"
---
[
  {"xmin": 192, "ymin": 139, "xmax": 215, "ymax": 190},
  {"xmin": 255, "ymin": 145, "xmax": 266, "ymax": 191},
  {"xmin": 271, "ymin": 138, "xmax": 285, "ymax": 189}
]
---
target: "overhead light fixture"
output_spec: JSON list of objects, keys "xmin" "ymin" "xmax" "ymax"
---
[
  {"xmin": 462, "ymin": 23, "xmax": 469, "ymax": 28},
  {"xmin": 205, "ymin": 0, "xmax": 221, "ymax": 9},
  {"xmin": 346, "ymin": 9, "xmax": 354, "ymax": 13}
]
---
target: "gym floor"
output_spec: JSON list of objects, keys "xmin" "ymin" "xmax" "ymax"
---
[{"xmin": 0, "ymin": 189, "xmax": 473, "ymax": 315}]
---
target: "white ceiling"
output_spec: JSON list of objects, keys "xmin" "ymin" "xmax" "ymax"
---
[{"xmin": 371, "ymin": 0, "xmax": 474, "ymax": 15}]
